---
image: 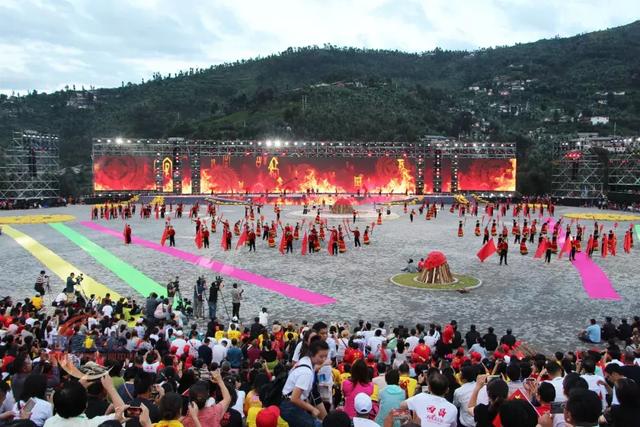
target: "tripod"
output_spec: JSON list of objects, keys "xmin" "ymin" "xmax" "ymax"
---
[{"xmin": 217, "ymin": 288, "xmax": 232, "ymax": 321}]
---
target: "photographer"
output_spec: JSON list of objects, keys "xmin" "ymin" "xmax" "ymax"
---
[
  {"xmin": 193, "ymin": 276, "xmax": 206, "ymax": 319},
  {"xmin": 167, "ymin": 276, "xmax": 179, "ymax": 306},
  {"xmin": 64, "ymin": 273, "xmax": 83, "ymax": 300},
  {"xmin": 208, "ymin": 277, "xmax": 223, "ymax": 321}
]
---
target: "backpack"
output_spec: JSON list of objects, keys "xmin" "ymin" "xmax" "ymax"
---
[{"xmin": 259, "ymin": 364, "xmax": 312, "ymax": 407}]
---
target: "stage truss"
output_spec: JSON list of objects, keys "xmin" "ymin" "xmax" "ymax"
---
[
  {"xmin": 92, "ymin": 137, "xmax": 516, "ymax": 195},
  {"xmin": 0, "ymin": 131, "xmax": 60, "ymax": 200},
  {"xmin": 552, "ymin": 136, "xmax": 640, "ymax": 199}
]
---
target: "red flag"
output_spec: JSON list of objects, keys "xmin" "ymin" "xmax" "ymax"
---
[
  {"xmin": 160, "ymin": 227, "xmax": 168, "ymax": 246},
  {"xmin": 195, "ymin": 229, "xmax": 203, "ymax": 249},
  {"xmin": 301, "ymin": 232, "xmax": 308, "ymax": 255},
  {"xmin": 558, "ymin": 237, "xmax": 571, "ymax": 259},
  {"xmin": 235, "ymin": 228, "xmax": 247, "ymax": 250},
  {"xmin": 476, "ymin": 238, "xmax": 497, "ymax": 262},
  {"xmin": 534, "ymin": 238, "xmax": 548, "ymax": 258},
  {"xmin": 220, "ymin": 230, "xmax": 228, "ymax": 250},
  {"xmin": 122, "ymin": 224, "xmax": 127, "ymax": 243},
  {"xmin": 509, "ymin": 388, "xmax": 529, "ymax": 401},
  {"xmin": 278, "ymin": 233, "xmax": 286, "ymax": 255}
]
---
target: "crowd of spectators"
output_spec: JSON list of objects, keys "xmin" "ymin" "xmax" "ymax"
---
[{"xmin": 0, "ymin": 272, "xmax": 639, "ymax": 427}]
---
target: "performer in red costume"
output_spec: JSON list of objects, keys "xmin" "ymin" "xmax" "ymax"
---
[
  {"xmin": 458, "ymin": 221, "xmax": 464, "ymax": 237},
  {"xmin": 474, "ymin": 220, "xmax": 481, "ymax": 236}
]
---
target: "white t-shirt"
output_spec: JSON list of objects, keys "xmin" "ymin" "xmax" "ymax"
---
[
  {"xmin": 143, "ymin": 361, "xmax": 160, "ymax": 373},
  {"xmin": 452, "ymin": 382, "xmax": 475, "ymax": 427},
  {"xmin": 367, "ymin": 336, "xmax": 384, "ymax": 356},
  {"xmin": 544, "ymin": 376, "xmax": 566, "ymax": 402},
  {"xmin": 44, "ymin": 414, "xmax": 115, "ymax": 427},
  {"xmin": 292, "ymin": 341, "xmax": 303, "ymax": 362},
  {"xmin": 581, "ymin": 373, "xmax": 607, "ymax": 409},
  {"xmin": 211, "ymin": 344, "xmax": 227, "ymax": 364},
  {"xmin": 172, "ymin": 338, "xmax": 188, "ymax": 355},
  {"xmin": 13, "ymin": 398, "xmax": 53, "ymax": 427},
  {"xmin": 326, "ymin": 337, "xmax": 337, "ymax": 360},
  {"xmin": 101, "ymin": 305, "xmax": 113, "ymax": 317},
  {"xmin": 353, "ymin": 417, "xmax": 381, "ymax": 427},
  {"xmin": 282, "ymin": 357, "xmax": 315, "ymax": 400},
  {"xmin": 232, "ymin": 390, "xmax": 246, "ymax": 418},
  {"xmin": 405, "ymin": 393, "xmax": 457, "ymax": 427},
  {"xmin": 405, "ymin": 336, "xmax": 420, "ymax": 352},
  {"xmin": 259, "ymin": 312, "xmax": 268, "ymax": 326}
]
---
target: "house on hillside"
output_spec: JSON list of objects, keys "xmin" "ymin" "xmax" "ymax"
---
[{"xmin": 590, "ymin": 116, "xmax": 610, "ymax": 125}]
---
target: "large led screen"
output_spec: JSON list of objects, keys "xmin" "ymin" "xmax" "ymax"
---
[
  {"xmin": 93, "ymin": 156, "xmax": 156, "ymax": 191},
  {"xmin": 201, "ymin": 155, "xmax": 416, "ymax": 194},
  {"xmin": 457, "ymin": 158, "xmax": 516, "ymax": 191}
]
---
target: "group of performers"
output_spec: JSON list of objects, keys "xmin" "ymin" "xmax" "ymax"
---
[{"xmin": 462, "ymin": 200, "xmax": 635, "ymax": 263}]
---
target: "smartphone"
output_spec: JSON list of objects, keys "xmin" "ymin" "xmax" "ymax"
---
[
  {"xmin": 22, "ymin": 399, "xmax": 36, "ymax": 413},
  {"xmin": 421, "ymin": 385, "xmax": 429, "ymax": 393},
  {"xmin": 390, "ymin": 408, "xmax": 410, "ymax": 422},
  {"xmin": 125, "ymin": 406, "xmax": 142, "ymax": 418},
  {"xmin": 487, "ymin": 375, "xmax": 501, "ymax": 381},
  {"xmin": 550, "ymin": 401, "xmax": 565, "ymax": 414},
  {"xmin": 524, "ymin": 378, "xmax": 536, "ymax": 383}
]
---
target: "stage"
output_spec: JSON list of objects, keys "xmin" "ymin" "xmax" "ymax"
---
[{"xmin": 2, "ymin": 202, "xmax": 639, "ymax": 352}]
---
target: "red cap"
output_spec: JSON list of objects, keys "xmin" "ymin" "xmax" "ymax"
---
[{"xmin": 256, "ymin": 406, "xmax": 280, "ymax": 427}]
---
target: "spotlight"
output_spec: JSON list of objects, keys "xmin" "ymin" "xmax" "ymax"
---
[{"xmin": 266, "ymin": 140, "xmax": 272, "ymax": 147}]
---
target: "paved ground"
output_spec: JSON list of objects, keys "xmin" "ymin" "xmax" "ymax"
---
[{"xmin": 2, "ymin": 203, "xmax": 639, "ymax": 353}]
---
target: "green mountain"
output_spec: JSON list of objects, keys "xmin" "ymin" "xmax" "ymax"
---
[{"xmin": 2, "ymin": 20, "xmax": 640, "ymax": 196}]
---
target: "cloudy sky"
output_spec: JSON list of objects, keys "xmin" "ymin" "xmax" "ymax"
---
[{"xmin": 1, "ymin": 0, "xmax": 638, "ymax": 94}]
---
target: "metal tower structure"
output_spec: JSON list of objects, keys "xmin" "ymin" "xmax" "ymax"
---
[
  {"xmin": 0, "ymin": 131, "xmax": 60, "ymax": 200},
  {"xmin": 551, "ymin": 136, "xmax": 640, "ymax": 199}
]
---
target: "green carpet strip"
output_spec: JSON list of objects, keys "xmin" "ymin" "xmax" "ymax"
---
[{"xmin": 49, "ymin": 223, "xmax": 167, "ymax": 299}]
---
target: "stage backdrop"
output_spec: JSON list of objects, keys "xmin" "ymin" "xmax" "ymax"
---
[
  {"xmin": 457, "ymin": 158, "xmax": 516, "ymax": 191},
  {"xmin": 93, "ymin": 155, "xmax": 156, "ymax": 191},
  {"xmin": 200, "ymin": 155, "xmax": 416, "ymax": 194}
]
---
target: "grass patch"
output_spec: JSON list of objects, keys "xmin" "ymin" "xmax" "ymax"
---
[{"xmin": 390, "ymin": 273, "xmax": 480, "ymax": 290}]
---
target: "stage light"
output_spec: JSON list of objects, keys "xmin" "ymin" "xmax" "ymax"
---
[
  {"xmin": 115, "ymin": 138, "xmax": 123, "ymax": 145},
  {"xmin": 97, "ymin": 139, "xmax": 101, "ymax": 142},
  {"xmin": 266, "ymin": 140, "xmax": 272, "ymax": 147},
  {"xmin": 107, "ymin": 139, "xmax": 112, "ymax": 143}
]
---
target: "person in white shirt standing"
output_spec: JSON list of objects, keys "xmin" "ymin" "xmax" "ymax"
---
[
  {"xmin": 579, "ymin": 357, "xmax": 608, "ymax": 410},
  {"xmin": 259, "ymin": 307, "xmax": 269, "ymax": 327},
  {"xmin": 453, "ymin": 366, "xmax": 478, "ymax": 427},
  {"xmin": 401, "ymin": 372, "xmax": 458, "ymax": 427}
]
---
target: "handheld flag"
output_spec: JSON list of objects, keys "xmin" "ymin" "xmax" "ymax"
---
[
  {"xmin": 477, "ymin": 238, "xmax": 497, "ymax": 262},
  {"xmin": 278, "ymin": 234, "xmax": 286, "ymax": 255},
  {"xmin": 558, "ymin": 237, "xmax": 571, "ymax": 259},
  {"xmin": 301, "ymin": 232, "xmax": 308, "ymax": 255},
  {"xmin": 195, "ymin": 229, "xmax": 203, "ymax": 249},
  {"xmin": 235, "ymin": 228, "xmax": 247, "ymax": 250},
  {"xmin": 160, "ymin": 227, "xmax": 168, "ymax": 247},
  {"xmin": 534, "ymin": 238, "xmax": 548, "ymax": 259}
]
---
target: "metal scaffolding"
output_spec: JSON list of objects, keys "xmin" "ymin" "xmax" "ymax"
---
[
  {"xmin": 0, "ymin": 131, "xmax": 60, "ymax": 200},
  {"xmin": 552, "ymin": 136, "xmax": 640, "ymax": 199}
]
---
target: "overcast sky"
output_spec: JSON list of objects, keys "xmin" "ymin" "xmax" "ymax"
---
[{"xmin": 1, "ymin": 0, "xmax": 638, "ymax": 94}]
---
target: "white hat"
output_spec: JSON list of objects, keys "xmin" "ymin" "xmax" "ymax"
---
[
  {"xmin": 354, "ymin": 393, "xmax": 372, "ymax": 415},
  {"xmin": 232, "ymin": 316, "xmax": 239, "ymax": 322},
  {"xmin": 175, "ymin": 330, "xmax": 184, "ymax": 336}
]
